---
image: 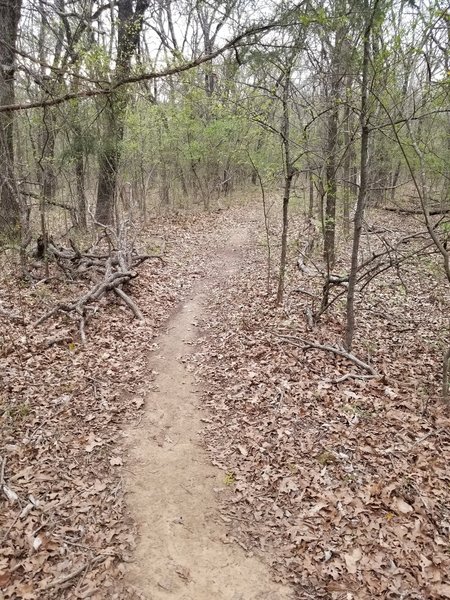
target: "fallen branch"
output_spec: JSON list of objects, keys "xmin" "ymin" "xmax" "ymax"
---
[
  {"xmin": 33, "ymin": 223, "xmax": 163, "ymax": 341},
  {"xmin": 0, "ymin": 306, "xmax": 24, "ymax": 325},
  {"xmin": 114, "ymin": 287, "xmax": 144, "ymax": 320},
  {"xmin": 34, "ymin": 272, "xmax": 132, "ymax": 328},
  {"xmin": 443, "ymin": 346, "xmax": 450, "ymax": 403},
  {"xmin": 381, "ymin": 206, "xmax": 450, "ymax": 216},
  {"xmin": 408, "ymin": 428, "xmax": 446, "ymax": 451},
  {"xmin": 41, "ymin": 555, "xmax": 107, "ymax": 591},
  {"xmin": 275, "ymin": 334, "xmax": 379, "ymax": 376},
  {"xmin": 325, "ymin": 373, "xmax": 378, "ymax": 384}
]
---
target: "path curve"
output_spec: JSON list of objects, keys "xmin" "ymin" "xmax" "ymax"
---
[{"xmin": 124, "ymin": 226, "xmax": 293, "ymax": 600}]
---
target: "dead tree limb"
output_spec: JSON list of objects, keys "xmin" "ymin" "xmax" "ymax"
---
[
  {"xmin": 33, "ymin": 220, "xmax": 164, "ymax": 341},
  {"xmin": 275, "ymin": 333, "xmax": 379, "ymax": 376},
  {"xmin": 381, "ymin": 206, "xmax": 450, "ymax": 216},
  {"xmin": 114, "ymin": 287, "xmax": 144, "ymax": 320},
  {"xmin": 41, "ymin": 555, "xmax": 107, "ymax": 591}
]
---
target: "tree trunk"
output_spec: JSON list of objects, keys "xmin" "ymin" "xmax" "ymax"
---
[
  {"xmin": 342, "ymin": 78, "xmax": 354, "ymax": 237},
  {"xmin": 345, "ymin": 4, "xmax": 374, "ymax": 351},
  {"xmin": 276, "ymin": 68, "xmax": 293, "ymax": 306},
  {"xmin": 323, "ymin": 22, "xmax": 344, "ymax": 270},
  {"xmin": 96, "ymin": 104, "xmax": 121, "ymax": 225},
  {"xmin": 159, "ymin": 161, "xmax": 170, "ymax": 207},
  {"xmin": 277, "ymin": 172, "xmax": 294, "ymax": 305},
  {"xmin": 0, "ymin": 0, "xmax": 22, "ymax": 233},
  {"xmin": 75, "ymin": 151, "xmax": 88, "ymax": 228},
  {"xmin": 308, "ymin": 170, "xmax": 314, "ymax": 219},
  {"xmin": 324, "ymin": 105, "xmax": 338, "ymax": 269},
  {"xmin": 72, "ymin": 95, "xmax": 88, "ymax": 228},
  {"xmin": 390, "ymin": 161, "xmax": 401, "ymax": 203},
  {"xmin": 94, "ymin": 0, "xmax": 149, "ymax": 224},
  {"xmin": 37, "ymin": 101, "xmax": 57, "ymax": 206}
]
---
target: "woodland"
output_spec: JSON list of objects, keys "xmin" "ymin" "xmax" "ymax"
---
[{"xmin": 0, "ymin": 0, "xmax": 450, "ymax": 598}]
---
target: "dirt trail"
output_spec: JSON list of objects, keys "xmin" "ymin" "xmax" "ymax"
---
[{"xmin": 124, "ymin": 226, "xmax": 293, "ymax": 600}]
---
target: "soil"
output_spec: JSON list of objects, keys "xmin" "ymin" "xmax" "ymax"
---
[{"xmin": 124, "ymin": 226, "xmax": 294, "ymax": 600}]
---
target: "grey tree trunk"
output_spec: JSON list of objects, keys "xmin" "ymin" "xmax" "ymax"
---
[
  {"xmin": 96, "ymin": 100, "xmax": 121, "ymax": 225},
  {"xmin": 75, "ymin": 148, "xmax": 88, "ymax": 228},
  {"xmin": 276, "ymin": 68, "xmax": 293, "ymax": 305},
  {"xmin": 342, "ymin": 77, "xmax": 354, "ymax": 236},
  {"xmin": 308, "ymin": 170, "xmax": 314, "ymax": 219},
  {"xmin": 0, "ymin": 0, "xmax": 22, "ymax": 233},
  {"xmin": 345, "ymin": 2, "xmax": 375, "ymax": 351},
  {"xmin": 95, "ymin": 0, "xmax": 149, "ymax": 224},
  {"xmin": 324, "ymin": 79, "xmax": 340, "ymax": 270}
]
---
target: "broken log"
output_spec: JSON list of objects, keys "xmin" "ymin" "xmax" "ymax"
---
[{"xmin": 381, "ymin": 206, "xmax": 450, "ymax": 216}]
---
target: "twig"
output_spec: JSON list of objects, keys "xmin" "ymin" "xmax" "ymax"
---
[
  {"xmin": 0, "ymin": 456, "xmax": 5, "ymax": 486},
  {"xmin": 324, "ymin": 373, "xmax": 377, "ymax": 384},
  {"xmin": 275, "ymin": 334, "xmax": 379, "ymax": 376},
  {"xmin": 40, "ymin": 555, "xmax": 107, "ymax": 591},
  {"xmin": 0, "ymin": 307, "xmax": 24, "ymax": 324},
  {"xmin": 408, "ymin": 428, "xmax": 445, "ymax": 451},
  {"xmin": 114, "ymin": 287, "xmax": 144, "ymax": 319},
  {"xmin": 291, "ymin": 287, "xmax": 316, "ymax": 298},
  {"xmin": 0, "ymin": 510, "xmax": 21, "ymax": 545}
]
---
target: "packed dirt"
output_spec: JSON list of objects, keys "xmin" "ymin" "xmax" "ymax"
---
[{"xmin": 125, "ymin": 227, "xmax": 294, "ymax": 600}]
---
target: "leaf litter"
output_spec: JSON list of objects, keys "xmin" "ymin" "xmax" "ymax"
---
[
  {"xmin": 0, "ymin": 211, "xmax": 233, "ymax": 599},
  {"xmin": 189, "ymin": 203, "xmax": 450, "ymax": 599},
  {"xmin": 1, "ymin": 201, "xmax": 450, "ymax": 599}
]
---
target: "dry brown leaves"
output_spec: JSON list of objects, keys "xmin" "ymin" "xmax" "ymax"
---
[
  {"xmin": 0, "ymin": 211, "xmax": 227, "ymax": 599},
  {"xmin": 193, "ymin": 204, "xmax": 450, "ymax": 599},
  {"xmin": 2, "ymin": 202, "xmax": 450, "ymax": 600}
]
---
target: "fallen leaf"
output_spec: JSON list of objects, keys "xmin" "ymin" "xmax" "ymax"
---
[
  {"xmin": 237, "ymin": 445, "xmax": 248, "ymax": 457},
  {"xmin": 344, "ymin": 548, "xmax": 362, "ymax": 574},
  {"xmin": 392, "ymin": 497, "xmax": 413, "ymax": 514},
  {"xmin": 2, "ymin": 485, "xmax": 18, "ymax": 504}
]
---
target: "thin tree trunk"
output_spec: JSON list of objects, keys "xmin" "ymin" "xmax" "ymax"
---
[
  {"xmin": 37, "ymin": 102, "xmax": 57, "ymax": 206},
  {"xmin": 308, "ymin": 170, "xmax": 314, "ymax": 219},
  {"xmin": 345, "ymin": 3, "xmax": 375, "ymax": 351},
  {"xmin": 95, "ymin": 0, "xmax": 149, "ymax": 224},
  {"xmin": 324, "ymin": 99, "xmax": 339, "ymax": 269},
  {"xmin": 75, "ymin": 151, "xmax": 88, "ymax": 228},
  {"xmin": 342, "ymin": 79, "xmax": 353, "ymax": 236},
  {"xmin": 390, "ymin": 161, "xmax": 401, "ymax": 203},
  {"xmin": 251, "ymin": 135, "xmax": 263, "ymax": 185},
  {"xmin": 0, "ymin": 0, "xmax": 22, "ymax": 233},
  {"xmin": 276, "ymin": 68, "xmax": 293, "ymax": 305},
  {"xmin": 443, "ymin": 346, "xmax": 450, "ymax": 403},
  {"xmin": 324, "ymin": 21, "xmax": 344, "ymax": 270}
]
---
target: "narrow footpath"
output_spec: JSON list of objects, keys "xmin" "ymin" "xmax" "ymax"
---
[{"xmin": 124, "ymin": 227, "xmax": 293, "ymax": 600}]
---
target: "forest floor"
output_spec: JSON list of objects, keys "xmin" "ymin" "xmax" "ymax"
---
[
  {"xmin": 125, "ymin": 223, "xmax": 293, "ymax": 600},
  {"xmin": 1, "ymin": 198, "xmax": 450, "ymax": 600}
]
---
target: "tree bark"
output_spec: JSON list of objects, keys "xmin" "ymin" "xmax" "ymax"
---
[
  {"xmin": 308, "ymin": 170, "xmax": 314, "ymax": 219},
  {"xmin": 96, "ymin": 100, "xmax": 121, "ymax": 224},
  {"xmin": 324, "ymin": 85, "xmax": 340, "ymax": 269},
  {"xmin": 323, "ymin": 15, "xmax": 345, "ymax": 269},
  {"xmin": 95, "ymin": 0, "xmax": 149, "ymax": 224},
  {"xmin": 75, "ymin": 152, "xmax": 88, "ymax": 228},
  {"xmin": 276, "ymin": 67, "xmax": 293, "ymax": 305},
  {"xmin": 345, "ymin": 2, "xmax": 376, "ymax": 351},
  {"xmin": 342, "ymin": 77, "xmax": 354, "ymax": 236},
  {"xmin": 0, "ymin": 0, "xmax": 22, "ymax": 233}
]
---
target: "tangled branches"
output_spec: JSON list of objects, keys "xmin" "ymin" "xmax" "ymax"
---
[{"xmin": 33, "ymin": 221, "xmax": 163, "ymax": 343}]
